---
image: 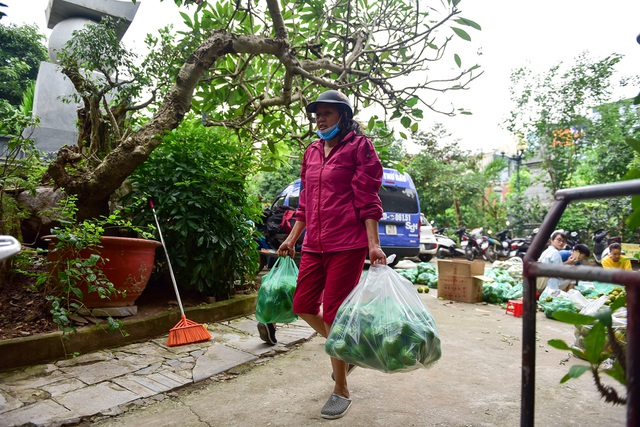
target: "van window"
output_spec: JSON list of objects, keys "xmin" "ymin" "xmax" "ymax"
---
[
  {"xmin": 271, "ymin": 196, "xmax": 286, "ymax": 208},
  {"xmin": 287, "ymin": 196, "xmax": 299, "ymax": 209},
  {"xmin": 379, "ymin": 186, "xmax": 419, "ymax": 213}
]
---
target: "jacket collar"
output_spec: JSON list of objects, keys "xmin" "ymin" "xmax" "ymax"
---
[{"xmin": 310, "ymin": 130, "xmax": 357, "ymax": 151}]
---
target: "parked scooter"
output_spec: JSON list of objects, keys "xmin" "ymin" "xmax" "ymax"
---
[
  {"xmin": 482, "ymin": 227, "xmax": 513, "ymax": 263},
  {"xmin": 509, "ymin": 227, "xmax": 539, "ymax": 259},
  {"xmin": 592, "ymin": 228, "xmax": 622, "ymax": 264},
  {"xmin": 465, "ymin": 227, "xmax": 484, "ymax": 261},
  {"xmin": 493, "ymin": 225, "xmax": 512, "ymax": 259},
  {"xmin": 435, "ymin": 227, "xmax": 467, "ymax": 258},
  {"xmin": 256, "ymin": 205, "xmax": 301, "ymax": 270}
]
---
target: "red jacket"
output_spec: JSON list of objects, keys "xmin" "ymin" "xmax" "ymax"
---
[{"xmin": 295, "ymin": 131, "xmax": 383, "ymax": 253}]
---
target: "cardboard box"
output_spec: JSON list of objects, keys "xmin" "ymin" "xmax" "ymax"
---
[{"xmin": 437, "ymin": 259, "xmax": 486, "ymax": 303}]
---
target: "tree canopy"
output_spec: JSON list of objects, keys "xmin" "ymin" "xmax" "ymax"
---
[
  {"xmin": 0, "ymin": 22, "xmax": 47, "ymax": 106},
  {"xmin": 43, "ymin": 0, "xmax": 481, "ymax": 220}
]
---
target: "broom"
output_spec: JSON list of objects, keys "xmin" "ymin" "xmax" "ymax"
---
[{"xmin": 149, "ymin": 199, "xmax": 211, "ymax": 346}]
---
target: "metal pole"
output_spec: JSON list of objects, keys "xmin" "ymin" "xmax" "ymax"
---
[
  {"xmin": 516, "ymin": 153, "xmax": 521, "ymax": 194},
  {"xmin": 519, "ymin": 178, "xmax": 640, "ymax": 427}
]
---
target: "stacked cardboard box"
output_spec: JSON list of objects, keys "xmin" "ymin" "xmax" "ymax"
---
[{"xmin": 437, "ymin": 259, "xmax": 486, "ymax": 303}]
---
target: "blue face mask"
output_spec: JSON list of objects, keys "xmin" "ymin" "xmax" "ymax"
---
[{"xmin": 317, "ymin": 123, "xmax": 340, "ymax": 141}]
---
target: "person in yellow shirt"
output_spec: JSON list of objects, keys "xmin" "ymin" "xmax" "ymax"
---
[{"xmin": 601, "ymin": 242, "xmax": 632, "ymax": 270}]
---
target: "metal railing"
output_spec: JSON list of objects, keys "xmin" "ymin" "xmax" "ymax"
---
[{"xmin": 521, "ymin": 179, "xmax": 640, "ymax": 427}]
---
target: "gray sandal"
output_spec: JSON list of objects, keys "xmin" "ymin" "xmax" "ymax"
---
[
  {"xmin": 321, "ymin": 393, "xmax": 352, "ymax": 419},
  {"xmin": 330, "ymin": 363, "xmax": 356, "ymax": 381}
]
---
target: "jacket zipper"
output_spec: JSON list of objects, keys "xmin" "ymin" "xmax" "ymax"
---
[{"xmin": 317, "ymin": 147, "xmax": 325, "ymax": 253}]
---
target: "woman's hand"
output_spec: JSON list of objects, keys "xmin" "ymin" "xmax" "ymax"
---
[
  {"xmin": 278, "ymin": 241, "xmax": 295, "ymax": 258},
  {"xmin": 369, "ymin": 245, "xmax": 387, "ymax": 265}
]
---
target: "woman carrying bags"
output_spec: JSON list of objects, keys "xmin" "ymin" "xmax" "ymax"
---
[{"xmin": 277, "ymin": 90, "xmax": 387, "ymax": 419}]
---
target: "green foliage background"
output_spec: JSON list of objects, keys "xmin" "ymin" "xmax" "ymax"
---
[{"xmin": 0, "ymin": 22, "xmax": 47, "ymax": 106}]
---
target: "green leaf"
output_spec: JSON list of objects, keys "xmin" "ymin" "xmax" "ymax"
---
[
  {"xmin": 604, "ymin": 362, "xmax": 627, "ymax": 385},
  {"xmin": 451, "ymin": 27, "xmax": 471, "ymax": 41},
  {"xmin": 406, "ymin": 97, "xmax": 419, "ymax": 107},
  {"xmin": 454, "ymin": 54, "xmax": 461, "ymax": 68},
  {"xmin": 552, "ymin": 310, "xmax": 596, "ymax": 325},
  {"xmin": 547, "ymin": 339, "xmax": 571, "ymax": 350},
  {"xmin": 583, "ymin": 322, "xmax": 606, "ymax": 364},
  {"xmin": 560, "ymin": 365, "xmax": 590, "ymax": 383},
  {"xmin": 610, "ymin": 295, "xmax": 626, "ymax": 312},
  {"xmin": 593, "ymin": 308, "xmax": 613, "ymax": 328},
  {"xmin": 625, "ymin": 136, "xmax": 640, "ymax": 154},
  {"xmin": 400, "ymin": 116, "xmax": 411, "ymax": 129},
  {"xmin": 454, "ymin": 17, "xmax": 482, "ymax": 31}
]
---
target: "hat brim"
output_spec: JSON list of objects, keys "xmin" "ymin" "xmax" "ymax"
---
[{"xmin": 305, "ymin": 100, "xmax": 352, "ymax": 116}]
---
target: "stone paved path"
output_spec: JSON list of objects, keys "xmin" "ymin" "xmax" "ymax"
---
[{"xmin": 0, "ymin": 316, "xmax": 315, "ymax": 427}]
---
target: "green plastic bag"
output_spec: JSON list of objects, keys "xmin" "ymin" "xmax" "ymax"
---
[
  {"xmin": 325, "ymin": 265, "xmax": 442, "ymax": 373},
  {"xmin": 255, "ymin": 256, "xmax": 299, "ymax": 324}
]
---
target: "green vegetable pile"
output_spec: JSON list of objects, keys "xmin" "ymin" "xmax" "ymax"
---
[
  {"xmin": 537, "ymin": 295, "xmax": 577, "ymax": 319},
  {"xmin": 255, "ymin": 257, "xmax": 299, "ymax": 324},
  {"xmin": 482, "ymin": 259, "xmax": 524, "ymax": 303},
  {"xmin": 396, "ymin": 262, "xmax": 438, "ymax": 288},
  {"xmin": 325, "ymin": 265, "xmax": 441, "ymax": 373}
]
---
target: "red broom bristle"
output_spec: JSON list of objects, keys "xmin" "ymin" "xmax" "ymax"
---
[{"xmin": 167, "ymin": 315, "xmax": 212, "ymax": 347}]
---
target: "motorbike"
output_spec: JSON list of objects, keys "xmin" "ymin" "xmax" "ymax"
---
[
  {"xmin": 256, "ymin": 205, "xmax": 301, "ymax": 270},
  {"xmin": 508, "ymin": 227, "xmax": 539, "ymax": 259},
  {"xmin": 592, "ymin": 228, "xmax": 622, "ymax": 264},
  {"xmin": 562, "ymin": 229, "xmax": 585, "ymax": 250},
  {"xmin": 435, "ymin": 227, "xmax": 467, "ymax": 258},
  {"xmin": 492, "ymin": 226, "xmax": 512, "ymax": 259},
  {"xmin": 464, "ymin": 227, "xmax": 484, "ymax": 261}
]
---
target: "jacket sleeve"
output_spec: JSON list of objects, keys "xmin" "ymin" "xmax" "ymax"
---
[
  {"xmin": 293, "ymin": 148, "xmax": 309, "ymax": 223},
  {"xmin": 352, "ymin": 136, "xmax": 383, "ymax": 221}
]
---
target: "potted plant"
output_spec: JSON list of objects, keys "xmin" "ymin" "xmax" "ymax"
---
[{"xmin": 41, "ymin": 196, "xmax": 161, "ymax": 332}]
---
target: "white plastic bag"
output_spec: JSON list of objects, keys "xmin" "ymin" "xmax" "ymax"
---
[{"xmin": 325, "ymin": 264, "xmax": 441, "ymax": 373}]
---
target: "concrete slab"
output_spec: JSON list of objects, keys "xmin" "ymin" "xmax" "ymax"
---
[
  {"xmin": 192, "ymin": 343, "xmax": 257, "ymax": 383},
  {"xmin": 145, "ymin": 372, "xmax": 191, "ymax": 390},
  {"xmin": 221, "ymin": 316, "xmax": 258, "ymax": 335},
  {"xmin": 1, "ymin": 369, "xmax": 71, "ymax": 390},
  {"xmin": 39, "ymin": 377, "xmax": 87, "ymax": 397},
  {"xmin": 223, "ymin": 334, "xmax": 287, "ymax": 356},
  {"xmin": 59, "ymin": 360, "xmax": 138, "ymax": 385},
  {"xmin": 124, "ymin": 374, "xmax": 180, "ymax": 394},
  {"xmin": 272, "ymin": 324, "xmax": 316, "ymax": 346},
  {"xmin": 55, "ymin": 350, "xmax": 115, "ymax": 368},
  {"xmin": 113, "ymin": 342, "xmax": 177, "ymax": 359},
  {"xmin": 110, "ymin": 352, "xmax": 166, "ymax": 368},
  {"xmin": 55, "ymin": 381, "xmax": 138, "ymax": 415},
  {"xmin": 111, "ymin": 377, "xmax": 159, "ymax": 399},
  {"xmin": 0, "ymin": 389, "xmax": 23, "ymax": 414},
  {"xmin": 2, "ymin": 399, "xmax": 76, "ymax": 427}
]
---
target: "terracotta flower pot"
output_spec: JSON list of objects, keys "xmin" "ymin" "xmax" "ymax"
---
[{"xmin": 45, "ymin": 236, "xmax": 162, "ymax": 307}]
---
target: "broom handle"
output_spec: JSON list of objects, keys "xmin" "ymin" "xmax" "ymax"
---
[{"xmin": 149, "ymin": 199, "xmax": 185, "ymax": 317}]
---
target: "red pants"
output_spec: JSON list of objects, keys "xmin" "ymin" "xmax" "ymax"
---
[{"xmin": 293, "ymin": 248, "xmax": 367, "ymax": 325}]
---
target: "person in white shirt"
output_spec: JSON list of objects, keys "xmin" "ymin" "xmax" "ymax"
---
[{"xmin": 537, "ymin": 230, "xmax": 568, "ymax": 295}]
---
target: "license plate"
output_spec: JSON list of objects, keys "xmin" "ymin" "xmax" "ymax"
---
[
  {"xmin": 481, "ymin": 241, "xmax": 488, "ymax": 249},
  {"xmin": 386, "ymin": 225, "xmax": 397, "ymax": 235}
]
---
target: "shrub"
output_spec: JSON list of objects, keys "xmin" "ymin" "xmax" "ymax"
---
[{"xmin": 126, "ymin": 120, "xmax": 261, "ymax": 300}]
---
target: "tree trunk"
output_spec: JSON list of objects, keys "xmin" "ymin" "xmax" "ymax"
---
[{"xmin": 46, "ymin": 30, "xmax": 253, "ymax": 221}]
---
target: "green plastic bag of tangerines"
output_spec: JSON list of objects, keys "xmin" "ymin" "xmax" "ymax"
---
[{"xmin": 255, "ymin": 256, "xmax": 299, "ymax": 324}]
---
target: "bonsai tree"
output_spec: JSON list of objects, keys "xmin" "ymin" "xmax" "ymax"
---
[{"xmin": 42, "ymin": 0, "xmax": 482, "ymax": 221}]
